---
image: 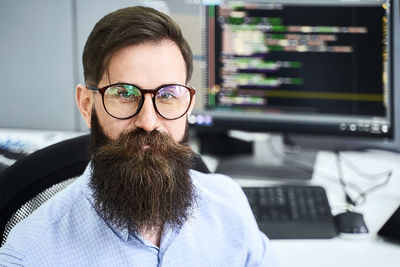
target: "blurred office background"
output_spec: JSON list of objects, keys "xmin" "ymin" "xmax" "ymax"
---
[{"xmin": 0, "ymin": 0, "xmax": 206, "ymax": 131}]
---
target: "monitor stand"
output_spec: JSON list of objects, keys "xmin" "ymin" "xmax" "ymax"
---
[{"xmin": 215, "ymin": 132, "xmax": 317, "ymax": 180}]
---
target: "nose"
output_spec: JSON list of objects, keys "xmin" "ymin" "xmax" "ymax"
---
[{"xmin": 134, "ymin": 94, "xmax": 160, "ymax": 132}]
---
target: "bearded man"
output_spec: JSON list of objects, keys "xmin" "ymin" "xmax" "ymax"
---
[{"xmin": 0, "ymin": 6, "xmax": 278, "ymax": 266}]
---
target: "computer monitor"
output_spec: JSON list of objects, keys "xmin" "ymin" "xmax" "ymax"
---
[{"xmin": 190, "ymin": 0, "xmax": 400, "ymax": 180}]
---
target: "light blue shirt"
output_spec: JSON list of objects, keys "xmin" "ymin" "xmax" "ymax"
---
[{"xmin": 0, "ymin": 164, "xmax": 279, "ymax": 266}]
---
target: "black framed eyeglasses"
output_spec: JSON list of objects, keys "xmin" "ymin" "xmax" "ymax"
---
[{"xmin": 87, "ymin": 83, "xmax": 195, "ymax": 120}]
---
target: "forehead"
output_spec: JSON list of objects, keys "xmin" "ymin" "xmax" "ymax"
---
[{"xmin": 103, "ymin": 41, "xmax": 186, "ymax": 88}]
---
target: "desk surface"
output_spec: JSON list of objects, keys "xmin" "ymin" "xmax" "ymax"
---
[
  {"xmin": 0, "ymin": 128, "xmax": 86, "ymax": 154},
  {"xmin": 231, "ymin": 149, "xmax": 400, "ymax": 267}
]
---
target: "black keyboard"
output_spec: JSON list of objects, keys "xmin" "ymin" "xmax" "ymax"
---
[{"xmin": 243, "ymin": 185, "xmax": 337, "ymax": 239}]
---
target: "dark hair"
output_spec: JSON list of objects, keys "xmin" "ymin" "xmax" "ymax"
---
[{"xmin": 83, "ymin": 6, "xmax": 193, "ymax": 86}]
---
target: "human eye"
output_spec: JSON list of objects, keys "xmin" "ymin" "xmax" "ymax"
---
[
  {"xmin": 157, "ymin": 86, "xmax": 182, "ymax": 102},
  {"xmin": 107, "ymin": 85, "xmax": 141, "ymax": 102},
  {"xmin": 119, "ymin": 90, "xmax": 133, "ymax": 99},
  {"xmin": 159, "ymin": 91, "xmax": 175, "ymax": 100}
]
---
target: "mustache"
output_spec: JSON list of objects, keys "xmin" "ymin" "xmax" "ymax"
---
[
  {"xmin": 94, "ymin": 128, "xmax": 192, "ymax": 160},
  {"xmin": 89, "ymin": 107, "xmax": 190, "ymax": 157}
]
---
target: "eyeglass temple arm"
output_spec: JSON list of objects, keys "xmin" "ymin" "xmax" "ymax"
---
[{"xmin": 86, "ymin": 85, "xmax": 100, "ymax": 92}]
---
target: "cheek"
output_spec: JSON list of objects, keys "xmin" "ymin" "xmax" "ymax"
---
[
  {"xmin": 94, "ymin": 102, "xmax": 134, "ymax": 140},
  {"xmin": 164, "ymin": 118, "xmax": 187, "ymax": 142},
  {"xmin": 105, "ymin": 121, "xmax": 134, "ymax": 140}
]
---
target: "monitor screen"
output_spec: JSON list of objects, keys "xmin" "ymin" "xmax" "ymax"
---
[{"xmin": 191, "ymin": 0, "xmax": 398, "ymax": 152}]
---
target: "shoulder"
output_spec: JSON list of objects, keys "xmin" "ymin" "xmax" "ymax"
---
[
  {"xmin": 188, "ymin": 170, "xmax": 279, "ymax": 266},
  {"xmin": 190, "ymin": 170, "xmax": 244, "ymax": 199},
  {"xmin": 0, "ymin": 175, "xmax": 87, "ymax": 259},
  {"xmin": 190, "ymin": 170, "xmax": 252, "ymax": 223}
]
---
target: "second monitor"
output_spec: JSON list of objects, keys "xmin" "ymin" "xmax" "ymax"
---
[{"xmin": 191, "ymin": 0, "xmax": 396, "ymax": 179}]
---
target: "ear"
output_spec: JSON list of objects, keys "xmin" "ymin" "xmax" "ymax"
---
[{"xmin": 76, "ymin": 84, "xmax": 93, "ymax": 128}]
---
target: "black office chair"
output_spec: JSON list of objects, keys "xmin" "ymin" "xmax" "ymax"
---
[{"xmin": 0, "ymin": 134, "xmax": 210, "ymax": 246}]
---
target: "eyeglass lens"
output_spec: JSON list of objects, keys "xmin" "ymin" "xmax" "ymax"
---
[{"xmin": 103, "ymin": 84, "xmax": 191, "ymax": 119}]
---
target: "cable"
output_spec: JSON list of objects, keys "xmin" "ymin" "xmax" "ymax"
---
[
  {"xmin": 335, "ymin": 151, "xmax": 356, "ymax": 208},
  {"xmin": 334, "ymin": 150, "xmax": 392, "ymax": 207},
  {"xmin": 266, "ymin": 137, "xmax": 393, "ymax": 207},
  {"xmin": 338, "ymin": 154, "xmax": 392, "ymax": 180}
]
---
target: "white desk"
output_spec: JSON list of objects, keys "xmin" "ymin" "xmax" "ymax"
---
[
  {"xmin": 0, "ymin": 128, "xmax": 86, "ymax": 153},
  {"xmin": 0, "ymin": 128, "xmax": 86, "ymax": 166},
  {"xmin": 228, "ymin": 150, "xmax": 400, "ymax": 267}
]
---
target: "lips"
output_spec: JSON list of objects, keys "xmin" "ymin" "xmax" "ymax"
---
[{"xmin": 142, "ymin": 144, "xmax": 151, "ymax": 150}]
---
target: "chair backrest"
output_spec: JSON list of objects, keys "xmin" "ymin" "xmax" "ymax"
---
[{"xmin": 0, "ymin": 134, "xmax": 210, "ymax": 246}]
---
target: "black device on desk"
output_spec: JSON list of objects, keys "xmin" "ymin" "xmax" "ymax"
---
[
  {"xmin": 378, "ymin": 205, "xmax": 400, "ymax": 243},
  {"xmin": 243, "ymin": 185, "xmax": 337, "ymax": 239},
  {"xmin": 334, "ymin": 211, "xmax": 368, "ymax": 234}
]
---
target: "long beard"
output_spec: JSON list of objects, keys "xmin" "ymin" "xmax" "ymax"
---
[{"xmin": 89, "ymin": 111, "xmax": 196, "ymax": 234}]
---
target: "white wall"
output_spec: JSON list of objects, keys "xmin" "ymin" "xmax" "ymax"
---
[{"xmin": 0, "ymin": 0, "xmax": 205, "ymax": 131}]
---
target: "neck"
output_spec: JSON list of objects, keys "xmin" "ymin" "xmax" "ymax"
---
[{"xmin": 140, "ymin": 226, "xmax": 163, "ymax": 247}]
